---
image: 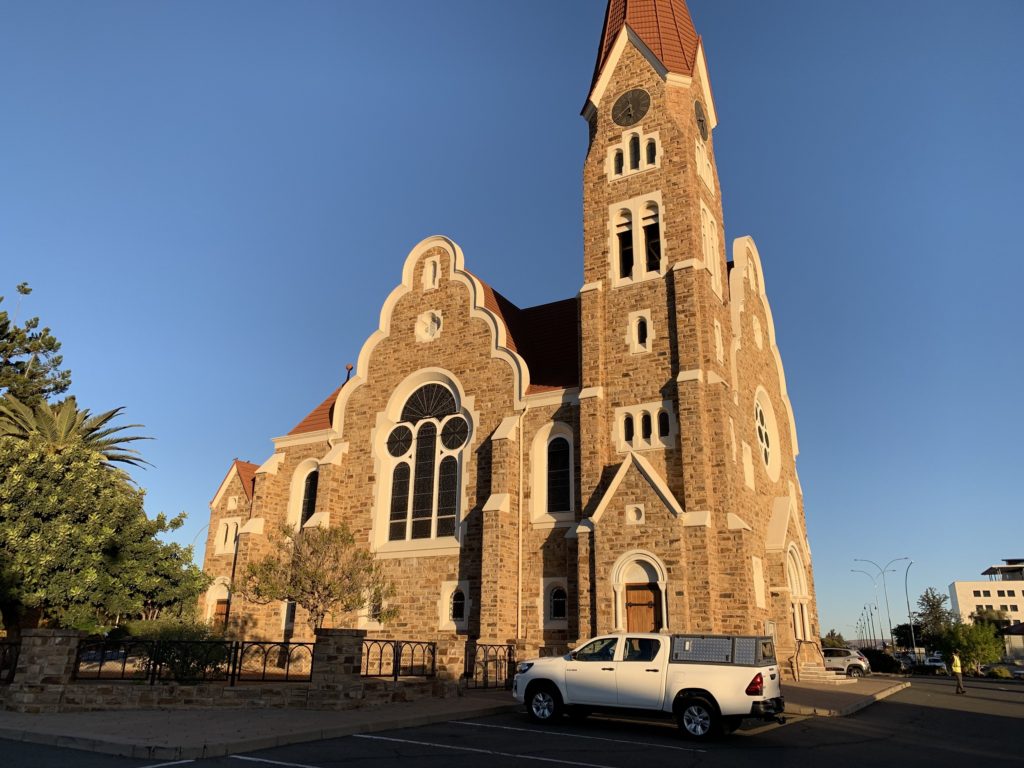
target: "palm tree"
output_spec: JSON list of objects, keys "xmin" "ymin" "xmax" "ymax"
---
[{"xmin": 0, "ymin": 394, "xmax": 150, "ymax": 467}]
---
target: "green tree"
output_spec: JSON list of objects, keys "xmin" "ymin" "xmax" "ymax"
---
[
  {"xmin": 821, "ymin": 629, "xmax": 847, "ymax": 648},
  {"xmin": 916, "ymin": 587, "xmax": 955, "ymax": 650},
  {"xmin": 243, "ymin": 524, "xmax": 396, "ymax": 633},
  {"xmin": 0, "ymin": 437, "xmax": 205, "ymax": 634},
  {"xmin": 892, "ymin": 622, "xmax": 923, "ymax": 650},
  {"xmin": 0, "ymin": 394, "xmax": 149, "ymax": 468},
  {"xmin": 937, "ymin": 622, "xmax": 1004, "ymax": 674},
  {"xmin": 971, "ymin": 607, "xmax": 1010, "ymax": 630},
  {"xmin": 0, "ymin": 283, "xmax": 71, "ymax": 406}
]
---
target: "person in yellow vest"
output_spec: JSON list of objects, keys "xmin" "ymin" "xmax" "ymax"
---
[{"xmin": 951, "ymin": 650, "xmax": 965, "ymax": 694}]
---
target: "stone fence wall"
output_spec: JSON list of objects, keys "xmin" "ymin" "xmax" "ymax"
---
[{"xmin": 0, "ymin": 628, "xmax": 454, "ymax": 714}]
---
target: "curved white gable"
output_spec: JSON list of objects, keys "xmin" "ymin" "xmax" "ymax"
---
[
  {"xmin": 728, "ymin": 235, "xmax": 800, "ymax": 458},
  {"xmin": 329, "ymin": 235, "xmax": 530, "ymax": 442}
]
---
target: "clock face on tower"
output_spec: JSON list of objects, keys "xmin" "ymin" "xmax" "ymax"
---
[
  {"xmin": 694, "ymin": 100, "xmax": 709, "ymax": 140},
  {"xmin": 612, "ymin": 88, "xmax": 650, "ymax": 127}
]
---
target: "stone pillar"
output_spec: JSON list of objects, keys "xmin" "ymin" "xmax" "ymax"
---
[
  {"xmin": 572, "ymin": 520, "xmax": 595, "ymax": 641},
  {"xmin": 307, "ymin": 628, "xmax": 365, "ymax": 709},
  {"xmin": 477, "ymin": 419, "xmax": 519, "ymax": 644},
  {"xmin": 2, "ymin": 628, "xmax": 82, "ymax": 713}
]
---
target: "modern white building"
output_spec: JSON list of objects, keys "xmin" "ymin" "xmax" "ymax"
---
[{"xmin": 949, "ymin": 558, "xmax": 1024, "ymax": 659}]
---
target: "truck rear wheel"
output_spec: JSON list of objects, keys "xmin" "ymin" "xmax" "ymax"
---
[
  {"xmin": 676, "ymin": 696, "xmax": 720, "ymax": 739},
  {"xmin": 526, "ymin": 683, "xmax": 563, "ymax": 723}
]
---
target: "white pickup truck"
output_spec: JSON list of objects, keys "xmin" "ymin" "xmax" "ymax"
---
[{"xmin": 513, "ymin": 632, "xmax": 785, "ymax": 739}]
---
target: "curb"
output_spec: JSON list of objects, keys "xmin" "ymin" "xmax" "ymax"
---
[
  {"xmin": 785, "ymin": 682, "xmax": 910, "ymax": 717},
  {"xmin": 0, "ymin": 701, "xmax": 520, "ymax": 760}
]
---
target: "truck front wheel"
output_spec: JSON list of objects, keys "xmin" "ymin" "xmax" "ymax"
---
[
  {"xmin": 676, "ymin": 696, "xmax": 720, "ymax": 739},
  {"xmin": 526, "ymin": 683, "xmax": 563, "ymax": 723}
]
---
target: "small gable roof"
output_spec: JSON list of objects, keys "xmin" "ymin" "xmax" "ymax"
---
[
  {"xmin": 590, "ymin": 452, "xmax": 684, "ymax": 524},
  {"xmin": 211, "ymin": 458, "xmax": 259, "ymax": 507},
  {"xmin": 288, "ymin": 385, "xmax": 343, "ymax": 436}
]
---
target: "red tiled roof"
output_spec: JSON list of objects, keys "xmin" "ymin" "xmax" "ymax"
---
[
  {"xmin": 233, "ymin": 460, "xmax": 259, "ymax": 501},
  {"xmin": 288, "ymin": 385, "xmax": 343, "ymax": 436},
  {"xmin": 471, "ymin": 272, "xmax": 580, "ymax": 393},
  {"xmin": 593, "ymin": 0, "xmax": 699, "ymax": 86}
]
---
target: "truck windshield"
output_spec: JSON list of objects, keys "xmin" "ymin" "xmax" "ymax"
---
[{"xmin": 573, "ymin": 637, "xmax": 618, "ymax": 661}]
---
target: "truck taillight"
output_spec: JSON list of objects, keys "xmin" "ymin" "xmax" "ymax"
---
[{"xmin": 745, "ymin": 672, "xmax": 764, "ymax": 696}]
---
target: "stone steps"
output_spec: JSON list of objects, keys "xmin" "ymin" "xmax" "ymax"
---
[{"xmin": 798, "ymin": 663, "xmax": 859, "ymax": 685}]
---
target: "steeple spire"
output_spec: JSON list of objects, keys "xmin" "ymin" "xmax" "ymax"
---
[{"xmin": 592, "ymin": 0, "xmax": 700, "ymax": 85}]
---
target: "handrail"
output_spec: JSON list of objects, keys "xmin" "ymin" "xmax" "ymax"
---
[{"xmin": 788, "ymin": 640, "xmax": 826, "ymax": 682}]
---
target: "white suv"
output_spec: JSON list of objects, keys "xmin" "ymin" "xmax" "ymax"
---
[{"xmin": 822, "ymin": 648, "xmax": 871, "ymax": 677}]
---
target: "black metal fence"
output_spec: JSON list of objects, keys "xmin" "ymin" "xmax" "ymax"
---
[
  {"xmin": 361, "ymin": 639, "xmax": 436, "ymax": 681},
  {"xmin": 73, "ymin": 639, "xmax": 314, "ymax": 686},
  {"xmin": 0, "ymin": 641, "xmax": 18, "ymax": 685},
  {"xmin": 464, "ymin": 642, "xmax": 515, "ymax": 689}
]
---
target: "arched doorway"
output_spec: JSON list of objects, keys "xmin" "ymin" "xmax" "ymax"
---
[{"xmin": 612, "ymin": 553, "xmax": 668, "ymax": 632}]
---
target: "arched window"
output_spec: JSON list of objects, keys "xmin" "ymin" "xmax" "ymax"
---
[
  {"xmin": 614, "ymin": 150, "xmax": 624, "ymax": 175},
  {"xmin": 450, "ymin": 588, "xmax": 466, "ymax": 621},
  {"xmin": 299, "ymin": 469, "xmax": 319, "ymax": 526},
  {"xmin": 624, "ymin": 415, "xmax": 634, "ymax": 443},
  {"xmin": 386, "ymin": 383, "xmax": 469, "ymax": 541},
  {"xmin": 549, "ymin": 586, "xmax": 567, "ymax": 621},
  {"xmin": 616, "ymin": 210, "xmax": 633, "ymax": 280},
  {"xmin": 636, "ymin": 317, "xmax": 648, "ymax": 347},
  {"xmin": 646, "ymin": 139, "xmax": 656, "ymax": 165},
  {"xmin": 642, "ymin": 203, "xmax": 660, "ymax": 273},
  {"xmin": 629, "ymin": 135, "xmax": 640, "ymax": 170},
  {"xmin": 658, "ymin": 410, "xmax": 670, "ymax": 438},
  {"xmin": 547, "ymin": 437, "xmax": 571, "ymax": 513},
  {"xmin": 641, "ymin": 413, "xmax": 652, "ymax": 440}
]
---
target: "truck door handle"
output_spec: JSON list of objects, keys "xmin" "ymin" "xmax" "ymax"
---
[
  {"xmin": 601, "ymin": 667, "xmax": 614, "ymax": 671},
  {"xmin": 646, "ymin": 668, "xmax": 659, "ymax": 672}
]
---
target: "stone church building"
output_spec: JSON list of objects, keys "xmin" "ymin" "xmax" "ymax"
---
[{"xmin": 202, "ymin": 0, "xmax": 819, "ymax": 672}]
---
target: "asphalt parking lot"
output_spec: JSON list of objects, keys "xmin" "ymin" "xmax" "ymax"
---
[{"xmin": 2, "ymin": 676, "xmax": 1022, "ymax": 768}]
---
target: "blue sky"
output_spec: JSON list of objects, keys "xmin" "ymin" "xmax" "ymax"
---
[{"xmin": 2, "ymin": 0, "xmax": 1022, "ymax": 641}]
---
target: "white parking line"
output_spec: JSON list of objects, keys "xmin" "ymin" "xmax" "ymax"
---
[
  {"xmin": 228, "ymin": 756, "xmax": 322, "ymax": 768},
  {"xmin": 141, "ymin": 762, "xmax": 194, "ymax": 768},
  {"xmin": 354, "ymin": 733, "xmax": 620, "ymax": 768},
  {"xmin": 452, "ymin": 720, "xmax": 706, "ymax": 753}
]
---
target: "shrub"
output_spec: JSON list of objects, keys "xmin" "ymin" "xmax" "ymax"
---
[
  {"xmin": 121, "ymin": 619, "xmax": 231, "ymax": 683},
  {"xmin": 987, "ymin": 666, "xmax": 1011, "ymax": 679}
]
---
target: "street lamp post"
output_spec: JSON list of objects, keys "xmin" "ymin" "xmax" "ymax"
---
[
  {"xmin": 864, "ymin": 603, "xmax": 877, "ymax": 648},
  {"xmin": 853, "ymin": 569, "xmax": 887, "ymax": 648},
  {"xmin": 903, "ymin": 560, "xmax": 918, "ymax": 659},
  {"xmin": 855, "ymin": 557, "xmax": 909, "ymax": 651}
]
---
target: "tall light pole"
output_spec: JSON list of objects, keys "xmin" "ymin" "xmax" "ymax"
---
[
  {"xmin": 864, "ymin": 603, "xmax": 877, "ymax": 648},
  {"xmin": 903, "ymin": 560, "xmax": 918, "ymax": 658},
  {"xmin": 853, "ymin": 569, "xmax": 887, "ymax": 648},
  {"xmin": 856, "ymin": 557, "xmax": 908, "ymax": 651}
]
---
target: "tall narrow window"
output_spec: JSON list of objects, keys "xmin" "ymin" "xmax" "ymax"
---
[
  {"xmin": 641, "ymin": 413, "xmax": 652, "ymax": 440},
  {"xmin": 451, "ymin": 589, "xmax": 466, "ymax": 621},
  {"xmin": 642, "ymin": 203, "xmax": 660, "ymax": 273},
  {"xmin": 547, "ymin": 437, "xmax": 571, "ymax": 513},
  {"xmin": 300, "ymin": 470, "xmax": 319, "ymax": 526},
  {"xmin": 386, "ymin": 383, "xmax": 468, "ymax": 542},
  {"xmin": 646, "ymin": 140, "xmax": 656, "ymax": 165},
  {"xmin": 636, "ymin": 317, "xmax": 648, "ymax": 347},
  {"xmin": 550, "ymin": 587, "xmax": 567, "ymax": 621},
  {"xmin": 629, "ymin": 135, "xmax": 640, "ymax": 170},
  {"xmin": 658, "ymin": 410, "xmax": 670, "ymax": 438},
  {"xmin": 616, "ymin": 211, "xmax": 633, "ymax": 279},
  {"xmin": 614, "ymin": 150, "xmax": 624, "ymax": 175},
  {"xmin": 624, "ymin": 415, "xmax": 635, "ymax": 443}
]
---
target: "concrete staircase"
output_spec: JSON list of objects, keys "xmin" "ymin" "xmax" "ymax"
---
[{"xmin": 797, "ymin": 662, "xmax": 859, "ymax": 685}]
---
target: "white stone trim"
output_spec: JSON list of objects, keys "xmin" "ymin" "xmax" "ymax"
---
[
  {"xmin": 742, "ymin": 442, "xmax": 755, "ymax": 491},
  {"xmin": 523, "ymin": 388, "xmax": 580, "ymax": 408},
  {"xmin": 699, "ymin": 200, "xmax": 723, "ymax": 298},
  {"xmin": 321, "ymin": 441, "xmax": 349, "ymax": 466},
  {"xmin": 606, "ymin": 127, "xmax": 662, "ymax": 181},
  {"xmin": 591, "ymin": 452, "xmax": 683, "ymax": 524},
  {"xmin": 615, "ymin": 400, "xmax": 676, "ymax": 452},
  {"xmin": 376, "ymin": 537, "xmax": 462, "ymax": 560},
  {"xmin": 257, "ymin": 452, "xmax": 285, "ymax": 476},
  {"xmin": 213, "ymin": 517, "xmax": 242, "ymax": 556},
  {"xmin": 726, "ymin": 513, "xmax": 751, "ymax": 531},
  {"xmin": 608, "ymin": 191, "xmax": 666, "ymax": 288},
  {"xmin": 272, "ymin": 429, "xmax": 332, "ymax": 449},
  {"xmin": 529, "ymin": 422, "xmax": 576, "ymax": 524},
  {"xmin": 695, "ymin": 137, "xmax": 715, "ymax": 194},
  {"xmin": 241, "ymin": 517, "xmax": 264, "ymax": 536},
  {"xmin": 578, "ymin": 386, "xmax": 604, "ymax": 400},
  {"xmin": 676, "ymin": 369, "xmax": 704, "ymax": 383},
  {"xmin": 492, "ymin": 416, "xmax": 520, "ymax": 442},
  {"xmin": 286, "ymin": 458, "xmax": 321, "ymax": 531},
  {"xmin": 610, "ymin": 550, "xmax": 669, "ymax": 632},
  {"xmin": 752, "ymin": 557, "xmax": 767, "ymax": 609},
  {"xmin": 541, "ymin": 577, "xmax": 569, "ymax": 630},
  {"xmin": 579, "ymin": 281, "xmax": 603, "ymax": 294},
  {"xmin": 754, "ymin": 385, "xmax": 782, "ymax": 483},
  {"xmin": 681, "ymin": 510, "xmax": 711, "ymax": 527},
  {"xmin": 330, "ymin": 236, "xmax": 531, "ymax": 444},
  {"xmin": 203, "ymin": 577, "xmax": 230, "ymax": 621},
  {"xmin": 627, "ymin": 309, "xmax": 653, "ymax": 354},
  {"xmin": 439, "ymin": 579, "xmax": 471, "ymax": 632}
]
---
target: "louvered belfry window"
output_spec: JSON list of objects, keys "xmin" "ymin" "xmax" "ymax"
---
[
  {"xmin": 299, "ymin": 470, "xmax": 319, "ymax": 526},
  {"xmin": 386, "ymin": 383, "xmax": 468, "ymax": 541}
]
